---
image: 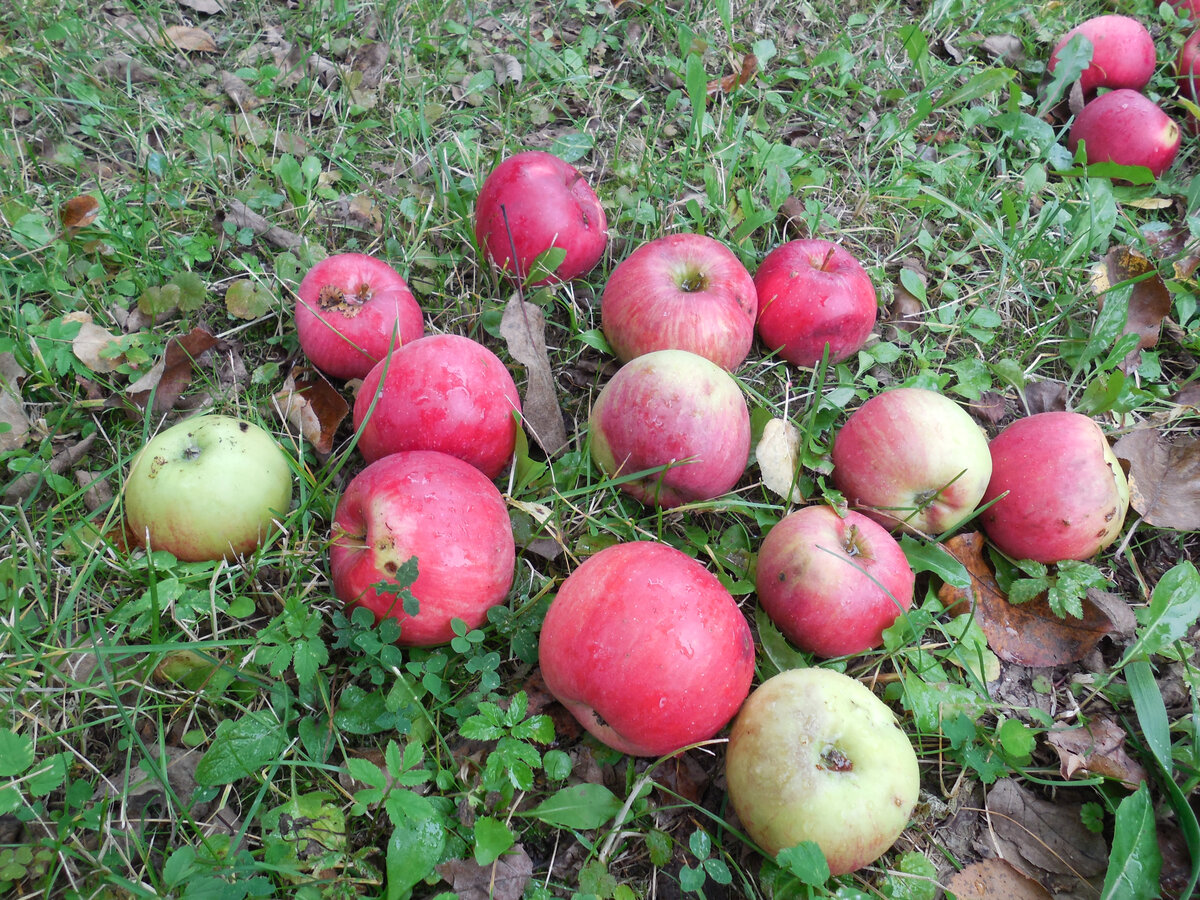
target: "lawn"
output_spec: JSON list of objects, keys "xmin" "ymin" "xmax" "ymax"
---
[{"xmin": 1, "ymin": 0, "xmax": 1199, "ymax": 898}]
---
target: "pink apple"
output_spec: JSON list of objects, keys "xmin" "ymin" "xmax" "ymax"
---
[
  {"xmin": 754, "ymin": 239, "xmax": 877, "ymax": 368},
  {"xmin": 295, "ymin": 252, "xmax": 425, "ymax": 381},
  {"xmin": 1048, "ymin": 15, "xmax": 1157, "ymax": 97},
  {"xmin": 353, "ymin": 334, "xmax": 522, "ymax": 480},
  {"xmin": 1068, "ymin": 90, "xmax": 1181, "ymax": 180},
  {"xmin": 601, "ymin": 233, "xmax": 757, "ymax": 370},
  {"xmin": 330, "ymin": 450, "xmax": 515, "ymax": 646},
  {"xmin": 538, "ymin": 541, "xmax": 755, "ymax": 757},
  {"xmin": 980, "ymin": 412, "xmax": 1129, "ymax": 564},
  {"xmin": 755, "ymin": 506, "xmax": 915, "ymax": 658},
  {"xmin": 1178, "ymin": 30, "xmax": 1200, "ymax": 131},
  {"xmin": 589, "ymin": 349, "xmax": 750, "ymax": 508},
  {"xmin": 831, "ymin": 387, "xmax": 992, "ymax": 535},
  {"xmin": 474, "ymin": 150, "xmax": 607, "ymax": 285}
]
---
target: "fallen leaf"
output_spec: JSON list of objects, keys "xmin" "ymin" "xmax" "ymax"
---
[
  {"xmin": 980, "ymin": 34, "xmax": 1025, "ymax": 66},
  {"xmin": 220, "ymin": 71, "xmax": 258, "ymax": 110},
  {"xmin": 74, "ymin": 469, "xmax": 113, "ymax": 514},
  {"xmin": 985, "ymin": 778, "xmax": 1108, "ymax": 881},
  {"xmin": 436, "ymin": 844, "xmax": 533, "ymax": 900},
  {"xmin": 491, "ymin": 53, "xmax": 522, "ymax": 87},
  {"xmin": 1090, "ymin": 246, "xmax": 1172, "ymax": 371},
  {"xmin": 499, "ymin": 297, "xmax": 567, "ymax": 456},
  {"xmin": 164, "ymin": 26, "xmax": 218, "ymax": 53},
  {"xmin": 1046, "ymin": 717, "xmax": 1148, "ymax": 789},
  {"xmin": 968, "ymin": 390, "xmax": 1008, "ymax": 427},
  {"xmin": 72, "ymin": 320, "xmax": 126, "ymax": 373},
  {"xmin": 273, "ymin": 366, "xmax": 348, "ymax": 455},
  {"xmin": 946, "ymin": 858, "xmax": 1052, "ymax": 899},
  {"xmin": 60, "ymin": 194, "xmax": 99, "ymax": 233},
  {"xmin": 4, "ymin": 433, "xmax": 97, "ymax": 504},
  {"xmin": 124, "ymin": 327, "xmax": 221, "ymax": 415},
  {"xmin": 350, "ymin": 42, "xmax": 389, "ymax": 89},
  {"xmin": 756, "ymin": 417, "xmax": 803, "ymax": 503},
  {"xmin": 0, "ymin": 352, "xmax": 30, "ymax": 452},
  {"xmin": 1022, "ymin": 381, "xmax": 1068, "ymax": 415},
  {"xmin": 1112, "ymin": 428, "xmax": 1200, "ymax": 531},
  {"xmin": 179, "ymin": 0, "xmax": 223, "ymax": 13},
  {"xmin": 707, "ymin": 52, "xmax": 757, "ymax": 95}
]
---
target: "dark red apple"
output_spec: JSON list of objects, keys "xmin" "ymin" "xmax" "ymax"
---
[
  {"xmin": 755, "ymin": 506, "xmax": 915, "ymax": 658},
  {"xmin": 330, "ymin": 450, "xmax": 515, "ymax": 646},
  {"xmin": 1048, "ymin": 14, "xmax": 1157, "ymax": 97},
  {"xmin": 295, "ymin": 252, "xmax": 425, "ymax": 381},
  {"xmin": 538, "ymin": 541, "xmax": 756, "ymax": 757},
  {"xmin": 980, "ymin": 412, "xmax": 1129, "ymax": 564},
  {"xmin": 601, "ymin": 233, "xmax": 757, "ymax": 370},
  {"xmin": 754, "ymin": 239, "xmax": 877, "ymax": 368},
  {"xmin": 1068, "ymin": 89, "xmax": 1181, "ymax": 179},
  {"xmin": 474, "ymin": 150, "xmax": 607, "ymax": 285},
  {"xmin": 353, "ymin": 334, "xmax": 521, "ymax": 480}
]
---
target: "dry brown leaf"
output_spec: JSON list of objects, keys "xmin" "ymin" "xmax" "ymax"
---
[
  {"xmin": 73, "ymin": 320, "xmax": 126, "ymax": 373},
  {"xmin": 946, "ymin": 858, "xmax": 1052, "ymax": 899},
  {"xmin": 220, "ymin": 71, "xmax": 258, "ymax": 110},
  {"xmin": 74, "ymin": 469, "xmax": 114, "ymax": 514},
  {"xmin": 273, "ymin": 365, "xmax": 348, "ymax": 455},
  {"xmin": 1046, "ymin": 718, "xmax": 1148, "ymax": 789},
  {"xmin": 499, "ymin": 297, "xmax": 567, "ymax": 456},
  {"xmin": 4, "ymin": 433, "xmax": 97, "ymax": 504},
  {"xmin": 986, "ymin": 778, "xmax": 1108, "ymax": 882},
  {"xmin": 436, "ymin": 845, "xmax": 533, "ymax": 900},
  {"xmin": 980, "ymin": 34, "xmax": 1025, "ymax": 66},
  {"xmin": 1112, "ymin": 427, "xmax": 1200, "ymax": 531},
  {"xmin": 756, "ymin": 417, "xmax": 803, "ymax": 503},
  {"xmin": 707, "ymin": 52, "xmax": 758, "ymax": 95},
  {"xmin": 165, "ymin": 25, "xmax": 218, "ymax": 53},
  {"xmin": 968, "ymin": 390, "xmax": 1009, "ymax": 427},
  {"xmin": 0, "ymin": 352, "xmax": 30, "ymax": 452},
  {"xmin": 60, "ymin": 194, "xmax": 100, "ymax": 233},
  {"xmin": 350, "ymin": 42, "xmax": 389, "ymax": 89},
  {"xmin": 1022, "ymin": 381, "xmax": 1068, "ymax": 415},
  {"xmin": 95, "ymin": 53, "xmax": 162, "ymax": 84},
  {"xmin": 124, "ymin": 327, "xmax": 221, "ymax": 415},
  {"xmin": 491, "ymin": 53, "xmax": 522, "ymax": 87},
  {"xmin": 1090, "ymin": 246, "xmax": 1172, "ymax": 371},
  {"xmin": 179, "ymin": 0, "xmax": 223, "ymax": 13}
]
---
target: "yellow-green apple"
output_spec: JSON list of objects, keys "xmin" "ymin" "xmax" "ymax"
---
[
  {"xmin": 353, "ymin": 334, "xmax": 521, "ymax": 480},
  {"xmin": 725, "ymin": 667, "xmax": 920, "ymax": 875},
  {"xmin": 538, "ymin": 541, "xmax": 755, "ymax": 757},
  {"xmin": 754, "ymin": 239, "xmax": 877, "ymax": 368},
  {"xmin": 123, "ymin": 415, "xmax": 293, "ymax": 562},
  {"xmin": 329, "ymin": 450, "xmax": 515, "ymax": 646},
  {"xmin": 589, "ymin": 349, "xmax": 750, "ymax": 508},
  {"xmin": 295, "ymin": 252, "xmax": 425, "ymax": 381},
  {"xmin": 755, "ymin": 506, "xmax": 914, "ymax": 658},
  {"xmin": 1068, "ymin": 90, "xmax": 1181, "ymax": 180},
  {"xmin": 831, "ymin": 387, "xmax": 992, "ymax": 535},
  {"xmin": 980, "ymin": 411, "xmax": 1129, "ymax": 563},
  {"xmin": 474, "ymin": 150, "xmax": 607, "ymax": 285},
  {"xmin": 601, "ymin": 233, "xmax": 757, "ymax": 370},
  {"xmin": 1048, "ymin": 14, "xmax": 1156, "ymax": 96}
]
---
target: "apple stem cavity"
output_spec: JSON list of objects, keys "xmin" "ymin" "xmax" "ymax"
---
[{"xmin": 679, "ymin": 269, "xmax": 708, "ymax": 292}]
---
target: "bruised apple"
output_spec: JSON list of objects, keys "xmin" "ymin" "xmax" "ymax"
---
[
  {"xmin": 755, "ymin": 506, "xmax": 914, "ymax": 658},
  {"xmin": 330, "ymin": 451, "xmax": 515, "ymax": 646},
  {"xmin": 1068, "ymin": 90, "xmax": 1181, "ymax": 180},
  {"xmin": 353, "ymin": 334, "xmax": 522, "ymax": 480},
  {"xmin": 1048, "ymin": 14, "xmax": 1156, "ymax": 96},
  {"xmin": 726, "ymin": 668, "xmax": 920, "ymax": 875},
  {"xmin": 538, "ymin": 541, "xmax": 755, "ymax": 757},
  {"xmin": 980, "ymin": 411, "xmax": 1129, "ymax": 563}
]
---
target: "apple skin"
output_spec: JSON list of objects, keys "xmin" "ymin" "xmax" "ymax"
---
[
  {"xmin": 831, "ymin": 387, "xmax": 993, "ymax": 535},
  {"xmin": 329, "ymin": 450, "xmax": 515, "ymax": 647},
  {"xmin": 589, "ymin": 349, "xmax": 751, "ymax": 508},
  {"xmin": 474, "ymin": 150, "xmax": 607, "ymax": 285},
  {"xmin": 1067, "ymin": 90, "xmax": 1181, "ymax": 180},
  {"xmin": 1048, "ymin": 14, "xmax": 1157, "ymax": 97},
  {"xmin": 1178, "ymin": 30, "xmax": 1200, "ymax": 131},
  {"xmin": 353, "ymin": 334, "xmax": 522, "ymax": 480},
  {"xmin": 124, "ymin": 415, "xmax": 293, "ymax": 562},
  {"xmin": 538, "ymin": 541, "xmax": 755, "ymax": 757},
  {"xmin": 755, "ymin": 506, "xmax": 915, "ymax": 658},
  {"xmin": 601, "ymin": 233, "xmax": 757, "ymax": 370},
  {"xmin": 725, "ymin": 667, "xmax": 920, "ymax": 875},
  {"xmin": 295, "ymin": 253, "xmax": 425, "ymax": 381},
  {"xmin": 980, "ymin": 412, "xmax": 1129, "ymax": 564},
  {"xmin": 754, "ymin": 239, "xmax": 877, "ymax": 368}
]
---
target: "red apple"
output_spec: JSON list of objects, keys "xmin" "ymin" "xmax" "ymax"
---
[
  {"xmin": 295, "ymin": 252, "xmax": 425, "ymax": 381},
  {"xmin": 754, "ymin": 239, "xmax": 878, "ymax": 368},
  {"xmin": 589, "ymin": 349, "xmax": 751, "ymax": 508},
  {"xmin": 1178, "ymin": 30, "xmax": 1200, "ymax": 130},
  {"xmin": 980, "ymin": 412, "xmax": 1129, "ymax": 564},
  {"xmin": 330, "ymin": 450, "xmax": 515, "ymax": 646},
  {"xmin": 1048, "ymin": 14, "xmax": 1157, "ymax": 97},
  {"xmin": 601, "ymin": 233, "xmax": 757, "ymax": 370},
  {"xmin": 474, "ymin": 150, "xmax": 607, "ymax": 285},
  {"xmin": 1068, "ymin": 90, "xmax": 1181, "ymax": 180},
  {"xmin": 538, "ymin": 541, "xmax": 755, "ymax": 757},
  {"xmin": 831, "ymin": 387, "xmax": 992, "ymax": 535},
  {"xmin": 755, "ymin": 506, "xmax": 915, "ymax": 658},
  {"xmin": 353, "ymin": 334, "xmax": 522, "ymax": 480}
]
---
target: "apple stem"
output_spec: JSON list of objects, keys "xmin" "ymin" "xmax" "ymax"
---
[{"xmin": 820, "ymin": 246, "xmax": 837, "ymax": 271}]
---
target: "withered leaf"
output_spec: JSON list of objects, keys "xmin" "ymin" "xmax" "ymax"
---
[
  {"xmin": 707, "ymin": 53, "xmax": 758, "ymax": 95},
  {"xmin": 60, "ymin": 194, "xmax": 100, "ymax": 233},
  {"xmin": 225, "ymin": 279, "xmax": 274, "ymax": 320},
  {"xmin": 1046, "ymin": 717, "xmax": 1148, "ymax": 789},
  {"xmin": 1022, "ymin": 380, "xmax": 1068, "ymax": 415},
  {"xmin": 491, "ymin": 53, "xmax": 522, "ymax": 87},
  {"xmin": 1113, "ymin": 428, "xmax": 1200, "ymax": 531},
  {"xmin": 0, "ymin": 352, "xmax": 30, "ymax": 452},
  {"xmin": 945, "ymin": 858, "xmax": 1052, "ymax": 900},
  {"xmin": 756, "ymin": 417, "xmax": 803, "ymax": 503},
  {"xmin": 96, "ymin": 53, "xmax": 162, "ymax": 84},
  {"xmin": 1090, "ymin": 245, "xmax": 1172, "ymax": 371},
  {"xmin": 126, "ymin": 327, "xmax": 221, "ymax": 415},
  {"xmin": 164, "ymin": 26, "xmax": 218, "ymax": 53},
  {"xmin": 220, "ymin": 71, "xmax": 258, "ymax": 110},
  {"xmin": 179, "ymin": 0, "xmax": 223, "ymax": 13},
  {"xmin": 499, "ymin": 297, "xmax": 567, "ymax": 456},
  {"xmin": 4, "ymin": 433, "xmax": 97, "ymax": 504},
  {"xmin": 273, "ymin": 366, "xmax": 348, "ymax": 455},
  {"xmin": 350, "ymin": 42, "xmax": 389, "ymax": 89},
  {"xmin": 436, "ymin": 844, "xmax": 533, "ymax": 900},
  {"xmin": 985, "ymin": 778, "xmax": 1108, "ymax": 880},
  {"xmin": 72, "ymin": 319, "xmax": 126, "ymax": 373}
]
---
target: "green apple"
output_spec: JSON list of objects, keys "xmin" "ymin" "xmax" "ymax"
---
[
  {"xmin": 123, "ymin": 415, "xmax": 293, "ymax": 562},
  {"xmin": 725, "ymin": 668, "xmax": 920, "ymax": 876}
]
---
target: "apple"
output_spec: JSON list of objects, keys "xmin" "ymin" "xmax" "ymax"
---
[
  {"xmin": 1048, "ymin": 14, "xmax": 1156, "ymax": 97},
  {"xmin": 754, "ymin": 239, "xmax": 877, "ymax": 368},
  {"xmin": 589, "ymin": 349, "xmax": 751, "ymax": 508},
  {"xmin": 725, "ymin": 667, "xmax": 920, "ymax": 875},
  {"xmin": 831, "ymin": 387, "xmax": 992, "ymax": 535},
  {"xmin": 1178, "ymin": 30, "xmax": 1200, "ymax": 131},
  {"xmin": 538, "ymin": 541, "xmax": 755, "ymax": 757},
  {"xmin": 123, "ymin": 415, "xmax": 293, "ymax": 562},
  {"xmin": 601, "ymin": 233, "xmax": 757, "ymax": 370},
  {"xmin": 980, "ymin": 411, "xmax": 1129, "ymax": 564},
  {"xmin": 1068, "ymin": 90, "xmax": 1181, "ymax": 180},
  {"xmin": 329, "ymin": 450, "xmax": 515, "ymax": 646},
  {"xmin": 474, "ymin": 150, "xmax": 607, "ymax": 285},
  {"xmin": 755, "ymin": 506, "xmax": 915, "ymax": 658},
  {"xmin": 353, "ymin": 334, "xmax": 522, "ymax": 480},
  {"xmin": 295, "ymin": 252, "xmax": 425, "ymax": 381}
]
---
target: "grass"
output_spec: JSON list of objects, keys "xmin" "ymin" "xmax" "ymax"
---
[{"xmin": 1, "ymin": 0, "xmax": 1199, "ymax": 897}]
